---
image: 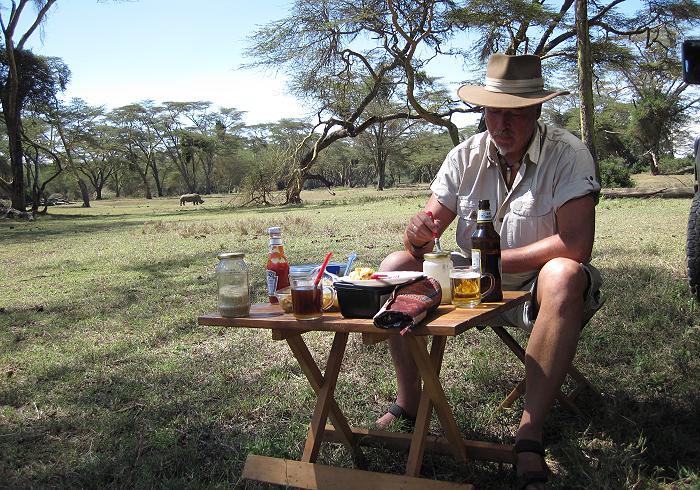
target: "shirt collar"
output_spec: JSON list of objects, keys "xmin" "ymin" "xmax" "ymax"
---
[{"xmin": 486, "ymin": 122, "xmax": 543, "ymax": 167}]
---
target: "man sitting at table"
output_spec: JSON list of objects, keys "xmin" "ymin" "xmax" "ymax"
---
[{"xmin": 376, "ymin": 53, "xmax": 603, "ymax": 489}]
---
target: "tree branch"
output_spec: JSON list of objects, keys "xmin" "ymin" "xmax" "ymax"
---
[{"xmin": 18, "ymin": 0, "xmax": 58, "ymax": 49}]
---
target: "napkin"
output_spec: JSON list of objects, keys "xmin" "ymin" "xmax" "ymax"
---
[{"xmin": 373, "ymin": 276, "xmax": 442, "ymax": 335}]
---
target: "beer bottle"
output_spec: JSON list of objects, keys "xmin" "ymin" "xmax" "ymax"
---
[
  {"xmin": 470, "ymin": 199, "xmax": 503, "ymax": 302},
  {"xmin": 266, "ymin": 226, "xmax": 290, "ymax": 304}
]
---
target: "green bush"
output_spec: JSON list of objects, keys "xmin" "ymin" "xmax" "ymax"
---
[
  {"xmin": 630, "ymin": 158, "xmax": 650, "ymax": 174},
  {"xmin": 599, "ymin": 157, "xmax": 634, "ymax": 188},
  {"xmin": 660, "ymin": 155, "xmax": 693, "ymax": 174}
]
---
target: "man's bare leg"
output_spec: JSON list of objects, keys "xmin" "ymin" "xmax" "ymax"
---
[
  {"xmin": 515, "ymin": 258, "xmax": 588, "ymax": 488},
  {"xmin": 375, "ymin": 250, "xmax": 423, "ymax": 429}
]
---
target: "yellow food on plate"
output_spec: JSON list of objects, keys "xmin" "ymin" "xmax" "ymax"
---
[
  {"xmin": 279, "ymin": 294, "xmax": 293, "ymax": 313},
  {"xmin": 348, "ymin": 267, "xmax": 376, "ymax": 280}
]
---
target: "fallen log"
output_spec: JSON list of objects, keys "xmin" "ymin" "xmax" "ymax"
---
[
  {"xmin": 601, "ymin": 187, "xmax": 695, "ymax": 199},
  {"xmin": 0, "ymin": 205, "xmax": 33, "ymax": 220}
]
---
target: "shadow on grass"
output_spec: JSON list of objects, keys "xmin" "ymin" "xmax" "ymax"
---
[
  {"xmin": 0, "ymin": 334, "xmax": 305, "ymax": 487},
  {"xmin": 548, "ymin": 262, "xmax": 699, "ymax": 487},
  {"xmin": 1, "ymin": 259, "xmax": 698, "ymax": 488}
]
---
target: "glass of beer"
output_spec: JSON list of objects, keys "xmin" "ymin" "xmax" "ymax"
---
[
  {"xmin": 289, "ymin": 272, "xmax": 335, "ymax": 320},
  {"xmin": 450, "ymin": 265, "xmax": 495, "ymax": 308}
]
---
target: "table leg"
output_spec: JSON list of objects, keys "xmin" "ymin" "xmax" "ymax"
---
[
  {"xmin": 406, "ymin": 335, "xmax": 447, "ymax": 476},
  {"xmin": 285, "ymin": 332, "xmax": 363, "ymax": 466},
  {"xmin": 406, "ymin": 336, "xmax": 468, "ymax": 464}
]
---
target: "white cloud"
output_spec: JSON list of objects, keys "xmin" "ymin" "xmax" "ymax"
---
[{"xmin": 61, "ymin": 70, "xmax": 308, "ymax": 126}]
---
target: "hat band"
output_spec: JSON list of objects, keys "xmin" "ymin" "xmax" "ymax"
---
[{"xmin": 484, "ymin": 76, "xmax": 544, "ymax": 94}]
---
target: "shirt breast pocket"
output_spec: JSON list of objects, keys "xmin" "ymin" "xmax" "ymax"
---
[
  {"xmin": 456, "ymin": 197, "xmax": 478, "ymax": 252},
  {"xmin": 506, "ymin": 196, "xmax": 555, "ymax": 246},
  {"xmin": 458, "ymin": 197, "xmax": 478, "ymax": 221}
]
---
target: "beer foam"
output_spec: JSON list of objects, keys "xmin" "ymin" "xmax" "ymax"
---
[{"xmin": 451, "ymin": 271, "xmax": 480, "ymax": 279}]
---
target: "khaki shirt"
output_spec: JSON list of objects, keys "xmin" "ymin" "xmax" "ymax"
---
[{"xmin": 430, "ymin": 122, "xmax": 600, "ymax": 289}]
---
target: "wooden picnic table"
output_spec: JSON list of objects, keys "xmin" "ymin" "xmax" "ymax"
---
[{"xmin": 198, "ymin": 290, "xmax": 530, "ymax": 490}]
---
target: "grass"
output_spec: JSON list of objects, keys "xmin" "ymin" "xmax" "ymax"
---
[
  {"xmin": 1, "ymin": 186, "xmax": 698, "ymax": 489},
  {"xmin": 632, "ymin": 173, "xmax": 694, "ymax": 189}
]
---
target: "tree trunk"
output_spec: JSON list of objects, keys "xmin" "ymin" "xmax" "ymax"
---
[
  {"xmin": 649, "ymin": 152, "xmax": 660, "ymax": 175},
  {"xmin": 78, "ymin": 178, "xmax": 91, "ymax": 207},
  {"xmin": 30, "ymin": 155, "xmax": 40, "ymax": 216},
  {"xmin": 5, "ymin": 108, "xmax": 26, "ymax": 211},
  {"xmin": 376, "ymin": 151, "xmax": 386, "ymax": 191},
  {"xmin": 112, "ymin": 172, "xmax": 122, "ymax": 198},
  {"xmin": 576, "ymin": 0, "xmax": 599, "ymax": 183},
  {"xmin": 286, "ymin": 169, "xmax": 304, "ymax": 204},
  {"xmin": 141, "ymin": 173, "xmax": 153, "ymax": 199},
  {"xmin": 150, "ymin": 159, "xmax": 164, "ymax": 197}
]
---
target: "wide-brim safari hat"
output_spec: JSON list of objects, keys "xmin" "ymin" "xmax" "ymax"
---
[{"xmin": 457, "ymin": 53, "xmax": 569, "ymax": 109}]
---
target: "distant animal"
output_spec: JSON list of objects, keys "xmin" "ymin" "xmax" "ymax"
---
[{"xmin": 180, "ymin": 193, "xmax": 204, "ymax": 205}]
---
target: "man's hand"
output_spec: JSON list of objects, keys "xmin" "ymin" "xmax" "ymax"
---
[{"xmin": 403, "ymin": 195, "xmax": 456, "ymax": 256}]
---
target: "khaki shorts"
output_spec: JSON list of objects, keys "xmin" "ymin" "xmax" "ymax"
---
[
  {"xmin": 497, "ymin": 263, "xmax": 604, "ymax": 331},
  {"xmin": 449, "ymin": 253, "xmax": 603, "ymax": 331}
]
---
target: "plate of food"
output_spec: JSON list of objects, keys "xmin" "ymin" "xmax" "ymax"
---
[{"xmin": 337, "ymin": 268, "xmax": 424, "ymax": 287}]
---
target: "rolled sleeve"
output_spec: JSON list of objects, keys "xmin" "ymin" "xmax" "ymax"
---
[
  {"xmin": 430, "ymin": 146, "xmax": 464, "ymax": 213},
  {"xmin": 552, "ymin": 146, "xmax": 601, "ymax": 210}
]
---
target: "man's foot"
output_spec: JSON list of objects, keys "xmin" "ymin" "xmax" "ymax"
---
[
  {"xmin": 514, "ymin": 439, "xmax": 549, "ymax": 490},
  {"xmin": 375, "ymin": 403, "xmax": 416, "ymax": 430}
]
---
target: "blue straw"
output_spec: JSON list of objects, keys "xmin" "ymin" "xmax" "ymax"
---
[{"xmin": 343, "ymin": 252, "xmax": 357, "ymax": 277}]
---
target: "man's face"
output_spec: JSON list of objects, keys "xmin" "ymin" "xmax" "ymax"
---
[{"xmin": 484, "ymin": 105, "xmax": 541, "ymax": 158}]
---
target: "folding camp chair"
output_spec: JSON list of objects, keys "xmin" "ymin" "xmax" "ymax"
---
[{"xmin": 490, "ymin": 325, "xmax": 600, "ymax": 416}]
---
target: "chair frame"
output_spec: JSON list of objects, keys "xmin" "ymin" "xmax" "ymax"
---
[{"xmin": 490, "ymin": 326, "xmax": 599, "ymax": 415}]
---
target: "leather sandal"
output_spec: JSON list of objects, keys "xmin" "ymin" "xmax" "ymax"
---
[
  {"xmin": 386, "ymin": 402, "xmax": 416, "ymax": 428},
  {"xmin": 514, "ymin": 439, "xmax": 549, "ymax": 490}
]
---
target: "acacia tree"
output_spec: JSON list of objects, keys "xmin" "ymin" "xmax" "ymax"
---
[
  {"xmin": 43, "ymin": 98, "xmax": 105, "ymax": 207},
  {"xmin": 0, "ymin": 0, "xmax": 58, "ymax": 211},
  {"xmin": 246, "ymin": 0, "xmax": 476, "ymax": 204},
  {"xmin": 109, "ymin": 102, "xmax": 165, "ymax": 198},
  {"xmin": 606, "ymin": 35, "xmax": 700, "ymax": 174},
  {"xmin": 357, "ymin": 112, "xmax": 416, "ymax": 190},
  {"xmin": 150, "ymin": 101, "xmax": 245, "ymax": 194},
  {"xmin": 74, "ymin": 123, "xmax": 116, "ymax": 200},
  {"xmin": 450, "ymin": 0, "xmax": 700, "ymax": 172},
  {"xmin": 21, "ymin": 114, "xmax": 62, "ymax": 214}
]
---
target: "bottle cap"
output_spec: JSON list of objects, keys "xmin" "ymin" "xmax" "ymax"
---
[
  {"xmin": 478, "ymin": 199, "xmax": 491, "ymax": 209},
  {"xmin": 268, "ymin": 226, "xmax": 281, "ymax": 235}
]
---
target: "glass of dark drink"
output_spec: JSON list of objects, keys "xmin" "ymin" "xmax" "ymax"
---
[{"xmin": 289, "ymin": 272, "xmax": 335, "ymax": 320}]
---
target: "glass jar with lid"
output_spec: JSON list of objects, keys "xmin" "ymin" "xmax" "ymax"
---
[
  {"xmin": 216, "ymin": 252, "xmax": 250, "ymax": 317},
  {"xmin": 423, "ymin": 251, "xmax": 452, "ymax": 304}
]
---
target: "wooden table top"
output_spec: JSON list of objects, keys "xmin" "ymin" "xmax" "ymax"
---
[{"xmin": 198, "ymin": 290, "xmax": 530, "ymax": 337}]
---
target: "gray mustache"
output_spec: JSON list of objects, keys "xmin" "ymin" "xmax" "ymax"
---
[{"xmin": 492, "ymin": 130, "xmax": 512, "ymax": 137}]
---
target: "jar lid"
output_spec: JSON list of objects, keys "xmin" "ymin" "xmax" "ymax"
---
[
  {"xmin": 217, "ymin": 252, "xmax": 245, "ymax": 260},
  {"xmin": 290, "ymin": 269, "xmax": 314, "ymax": 278},
  {"xmin": 424, "ymin": 251, "xmax": 450, "ymax": 259},
  {"xmin": 290, "ymin": 265, "xmax": 316, "ymax": 275}
]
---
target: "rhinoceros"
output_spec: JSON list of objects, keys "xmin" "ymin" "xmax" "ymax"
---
[{"xmin": 180, "ymin": 193, "xmax": 204, "ymax": 205}]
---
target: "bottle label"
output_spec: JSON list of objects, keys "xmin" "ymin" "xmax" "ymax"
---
[
  {"xmin": 471, "ymin": 249, "xmax": 482, "ymax": 272},
  {"xmin": 266, "ymin": 270, "xmax": 279, "ymax": 295},
  {"xmin": 477, "ymin": 209, "xmax": 492, "ymax": 222}
]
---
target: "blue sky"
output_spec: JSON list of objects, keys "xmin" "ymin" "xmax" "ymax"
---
[
  {"xmin": 14, "ymin": 0, "xmax": 472, "ymax": 126},
  {"xmin": 19, "ymin": 0, "xmax": 310, "ymax": 124}
]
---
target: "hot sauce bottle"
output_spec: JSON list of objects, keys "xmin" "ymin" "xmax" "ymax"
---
[
  {"xmin": 266, "ymin": 226, "xmax": 290, "ymax": 304},
  {"xmin": 470, "ymin": 199, "xmax": 503, "ymax": 302}
]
